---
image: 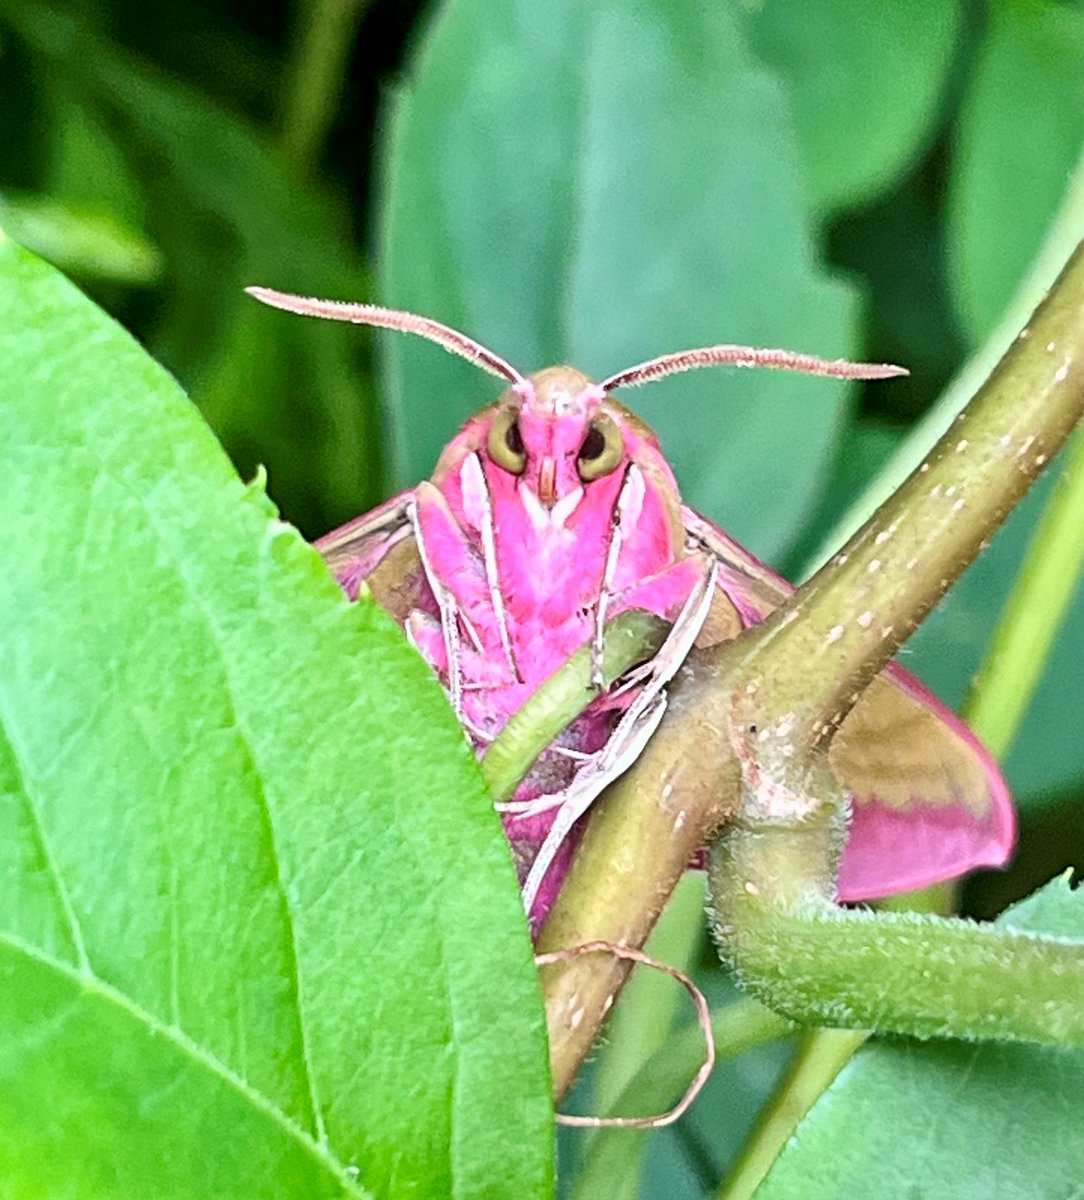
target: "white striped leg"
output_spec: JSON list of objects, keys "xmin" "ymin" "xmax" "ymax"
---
[
  {"xmin": 591, "ymin": 465, "xmax": 647, "ymax": 687},
  {"xmin": 517, "ymin": 561, "xmax": 718, "ymax": 916},
  {"xmin": 409, "ymin": 495, "xmax": 466, "ymax": 717},
  {"xmin": 460, "ymin": 452, "xmax": 522, "ymax": 683}
]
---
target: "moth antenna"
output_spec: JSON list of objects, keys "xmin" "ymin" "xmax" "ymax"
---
[
  {"xmin": 600, "ymin": 344, "xmax": 908, "ymax": 393},
  {"xmin": 246, "ymin": 287, "xmax": 529, "ymax": 389}
]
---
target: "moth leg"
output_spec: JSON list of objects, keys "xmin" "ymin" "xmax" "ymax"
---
[
  {"xmin": 460, "ymin": 452, "xmax": 522, "ymax": 683},
  {"xmin": 460, "ymin": 713, "xmax": 496, "ymax": 745},
  {"xmin": 496, "ymin": 561, "xmax": 715, "ymax": 819},
  {"xmin": 518, "ymin": 692, "xmax": 669, "ymax": 919},
  {"xmin": 596, "ymin": 561, "xmax": 715, "ymax": 757},
  {"xmin": 405, "ymin": 613, "xmax": 497, "ymax": 752},
  {"xmin": 514, "ymin": 562, "xmax": 717, "ymax": 913},
  {"xmin": 496, "ymin": 793, "xmax": 568, "ymax": 816},
  {"xmin": 550, "ymin": 745, "xmax": 594, "ymax": 762},
  {"xmin": 610, "ymin": 557, "xmax": 718, "ymax": 699},
  {"xmin": 455, "ymin": 600, "xmax": 486, "ymax": 656},
  {"xmin": 591, "ymin": 464, "xmax": 648, "ymax": 687},
  {"xmin": 499, "ymin": 562, "xmax": 715, "ymax": 817},
  {"xmin": 410, "ymin": 490, "xmax": 467, "ymax": 715}
]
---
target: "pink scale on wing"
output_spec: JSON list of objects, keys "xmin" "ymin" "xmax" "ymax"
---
[{"xmin": 834, "ymin": 665, "xmax": 1015, "ymax": 900}]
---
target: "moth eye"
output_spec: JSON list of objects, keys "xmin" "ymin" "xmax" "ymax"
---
[
  {"xmin": 487, "ymin": 408, "xmax": 527, "ymax": 474},
  {"xmin": 577, "ymin": 414, "xmax": 624, "ymax": 482}
]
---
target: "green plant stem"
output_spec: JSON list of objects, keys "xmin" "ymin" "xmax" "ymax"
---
[
  {"xmin": 537, "ymin": 648, "xmax": 740, "ymax": 1097},
  {"xmin": 708, "ymin": 451, "xmax": 1084, "ymax": 1200},
  {"xmin": 707, "ymin": 241, "xmax": 1084, "ymax": 1062},
  {"xmin": 715, "ymin": 240, "xmax": 1084, "ymax": 1200},
  {"xmin": 715, "ymin": 1029, "xmax": 865, "ymax": 1200},
  {"xmin": 711, "ymin": 825, "xmax": 1084, "ymax": 1046},
  {"xmin": 965, "ymin": 424, "xmax": 1084, "ymax": 759},
  {"xmin": 730, "ymin": 242, "xmax": 1084, "ymax": 751},
  {"xmin": 279, "ymin": 0, "xmax": 370, "ymax": 175},
  {"xmin": 715, "ymin": 881, "xmax": 957, "ymax": 1200},
  {"xmin": 480, "ymin": 611, "xmax": 668, "ymax": 801}
]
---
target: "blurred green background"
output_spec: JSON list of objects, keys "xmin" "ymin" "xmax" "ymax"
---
[{"xmin": 1, "ymin": 1, "xmax": 1081, "ymax": 1194}]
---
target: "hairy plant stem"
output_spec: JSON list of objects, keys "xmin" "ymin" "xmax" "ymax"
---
[
  {"xmin": 536, "ymin": 240, "xmax": 1084, "ymax": 1101},
  {"xmin": 711, "ymin": 824, "xmax": 1084, "ymax": 1046},
  {"xmin": 730, "ymin": 243, "xmax": 1084, "ymax": 745}
]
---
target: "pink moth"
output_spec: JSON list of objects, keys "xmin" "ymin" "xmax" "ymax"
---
[{"xmin": 249, "ymin": 287, "xmax": 1015, "ymax": 937}]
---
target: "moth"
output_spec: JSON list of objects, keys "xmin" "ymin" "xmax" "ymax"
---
[{"xmin": 249, "ymin": 287, "xmax": 1015, "ymax": 936}]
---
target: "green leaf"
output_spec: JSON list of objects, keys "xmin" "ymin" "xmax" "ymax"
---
[
  {"xmin": 0, "ymin": 237, "xmax": 553, "ymax": 1199},
  {"xmin": 8, "ymin": 4, "xmax": 383, "ymax": 535},
  {"xmin": 755, "ymin": 874, "xmax": 1084, "ymax": 1200},
  {"xmin": 46, "ymin": 84, "xmax": 151, "ymax": 244},
  {"xmin": 0, "ymin": 191, "xmax": 161, "ymax": 284},
  {"xmin": 949, "ymin": 0, "xmax": 1084, "ymax": 345},
  {"xmin": 381, "ymin": 0, "xmax": 861, "ymax": 562},
  {"xmin": 736, "ymin": 0, "xmax": 962, "ymax": 212}
]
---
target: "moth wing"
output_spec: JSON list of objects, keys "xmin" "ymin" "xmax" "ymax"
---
[
  {"xmin": 682, "ymin": 506, "xmax": 1015, "ymax": 899},
  {"xmin": 316, "ymin": 489, "xmax": 429, "ymax": 623}
]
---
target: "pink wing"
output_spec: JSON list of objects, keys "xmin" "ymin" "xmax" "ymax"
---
[
  {"xmin": 316, "ymin": 489, "xmax": 415, "ymax": 593},
  {"xmin": 682, "ymin": 508, "xmax": 1015, "ymax": 901},
  {"xmin": 315, "ymin": 489, "xmax": 442, "ymax": 630}
]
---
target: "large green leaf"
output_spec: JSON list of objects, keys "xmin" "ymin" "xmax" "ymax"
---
[
  {"xmin": 736, "ymin": 0, "xmax": 962, "ymax": 213},
  {"xmin": 949, "ymin": 0, "xmax": 1084, "ymax": 345},
  {"xmin": 0, "ymin": 236, "xmax": 553, "ymax": 1199},
  {"xmin": 381, "ymin": 0, "xmax": 861, "ymax": 563},
  {"xmin": 756, "ymin": 874, "xmax": 1084, "ymax": 1199}
]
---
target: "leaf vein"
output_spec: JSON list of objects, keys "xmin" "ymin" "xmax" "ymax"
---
[
  {"xmin": 0, "ymin": 931, "xmax": 370, "ymax": 1198},
  {"xmin": 0, "ymin": 707, "xmax": 91, "ymax": 973}
]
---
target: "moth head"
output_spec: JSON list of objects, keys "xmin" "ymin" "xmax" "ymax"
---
[
  {"xmin": 244, "ymin": 287, "xmax": 908, "ymax": 507},
  {"xmin": 485, "ymin": 367, "xmax": 629, "ymax": 507}
]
